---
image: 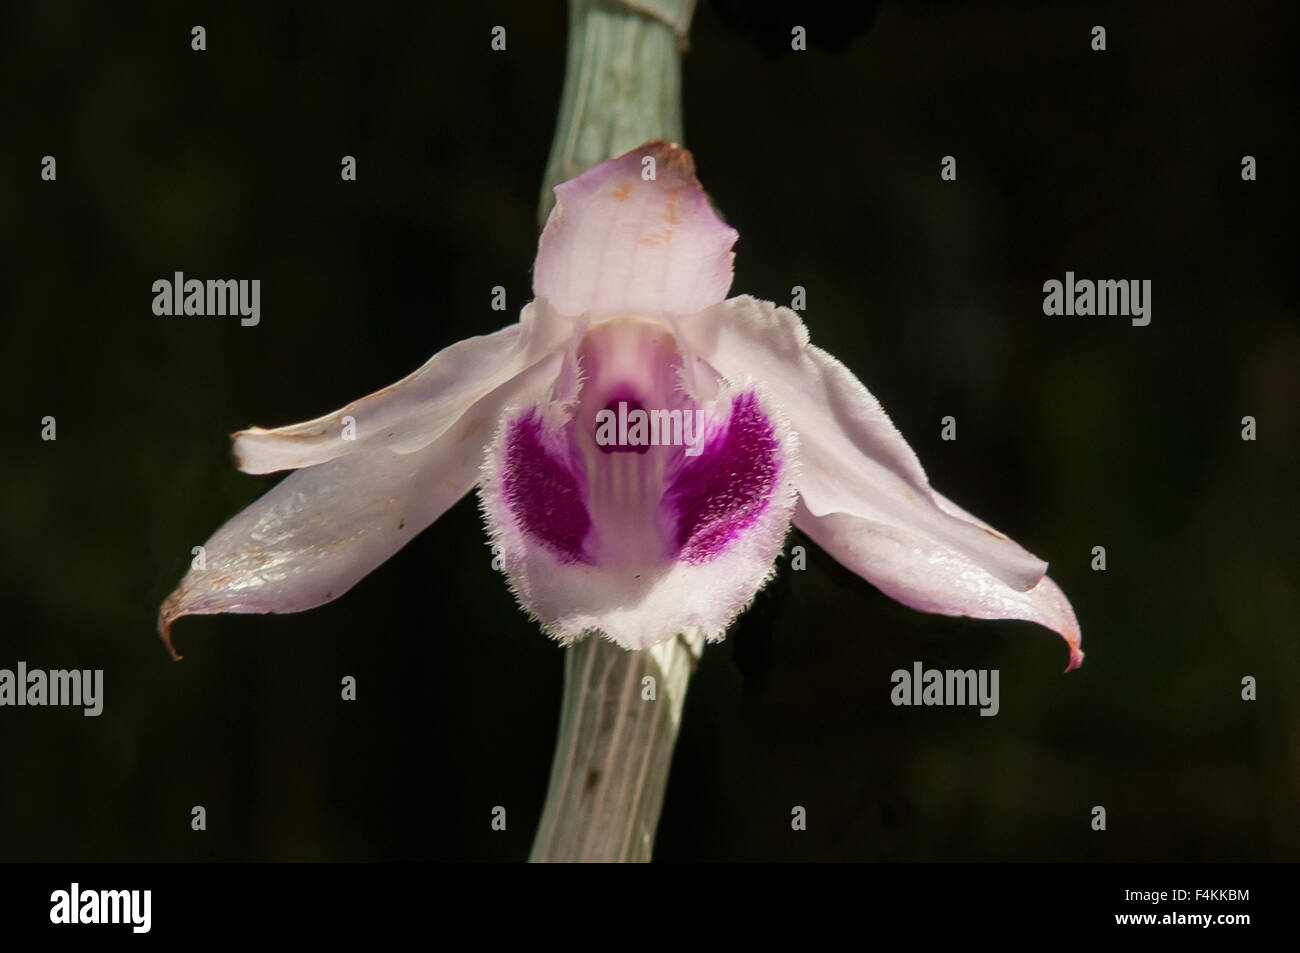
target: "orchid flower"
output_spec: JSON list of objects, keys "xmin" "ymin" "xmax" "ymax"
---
[{"xmin": 159, "ymin": 141, "xmax": 1083, "ymax": 672}]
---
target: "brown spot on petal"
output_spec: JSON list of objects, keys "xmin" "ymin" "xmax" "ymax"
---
[
  {"xmin": 638, "ymin": 227, "xmax": 673, "ymax": 247},
  {"xmin": 662, "ymin": 185, "xmax": 682, "ymax": 225},
  {"xmin": 647, "ymin": 141, "xmax": 696, "ymax": 178},
  {"xmin": 611, "ymin": 179, "xmax": 634, "ymax": 202}
]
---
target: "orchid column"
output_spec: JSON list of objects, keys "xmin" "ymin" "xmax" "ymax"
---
[{"xmin": 529, "ymin": 0, "xmax": 699, "ymax": 863}]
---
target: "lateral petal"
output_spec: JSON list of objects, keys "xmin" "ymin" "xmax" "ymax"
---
[
  {"xmin": 794, "ymin": 499, "xmax": 1083, "ymax": 671},
  {"xmin": 232, "ymin": 299, "xmax": 574, "ymax": 473},
  {"xmin": 158, "ymin": 348, "xmax": 565, "ymax": 658},
  {"xmin": 676, "ymin": 296, "xmax": 1050, "ymax": 594}
]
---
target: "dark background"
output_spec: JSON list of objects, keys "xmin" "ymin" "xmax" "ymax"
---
[{"xmin": 1, "ymin": 0, "xmax": 1295, "ymax": 861}]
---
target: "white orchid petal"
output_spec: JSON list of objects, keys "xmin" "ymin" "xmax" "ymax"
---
[
  {"xmin": 158, "ymin": 349, "xmax": 565, "ymax": 657},
  {"xmin": 533, "ymin": 141, "xmax": 738, "ymax": 318},
  {"xmin": 676, "ymin": 295, "xmax": 1050, "ymax": 593},
  {"xmin": 794, "ymin": 499, "xmax": 1083, "ymax": 671},
  {"xmin": 232, "ymin": 299, "xmax": 574, "ymax": 474}
]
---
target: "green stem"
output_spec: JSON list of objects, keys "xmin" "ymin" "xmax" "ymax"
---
[
  {"xmin": 530, "ymin": 0, "xmax": 699, "ymax": 863},
  {"xmin": 530, "ymin": 631, "xmax": 703, "ymax": 862}
]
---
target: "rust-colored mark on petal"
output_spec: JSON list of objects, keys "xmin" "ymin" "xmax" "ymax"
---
[
  {"xmin": 157, "ymin": 594, "xmax": 184, "ymax": 661},
  {"xmin": 611, "ymin": 179, "xmax": 634, "ymax": 202},
  {"xmin": 648, "ymin": 141, "xmax": 696, "ymax": 178},
  {"xmin": 239, "ymin": 424, "xmax": 332, "ymax": 443},
  {"xmin": 662, "ymin": 185, "xmax": 683, "ymax": 225},
  {"xmin": 638, "ymin": 227, "xmax": 673, "ymax": 248}
]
